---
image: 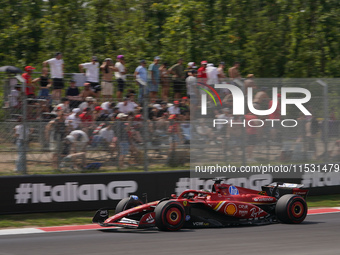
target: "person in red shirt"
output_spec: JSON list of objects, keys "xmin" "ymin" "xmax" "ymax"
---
[
  {"xmin": 79, "ymin": 107, "xmax": 94, "ymax": 134},
  {"xmin": 22, "ymin": 66, "xmax": 36, "ymax": 97},
  {"xmin": 197, "ymin": 61, "xmax": 207, "ymax": 84}
]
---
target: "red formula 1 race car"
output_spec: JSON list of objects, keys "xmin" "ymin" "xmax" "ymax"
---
[{"xmin": 92, "ymin": 179, "xmax": 309, "ymax": 231}]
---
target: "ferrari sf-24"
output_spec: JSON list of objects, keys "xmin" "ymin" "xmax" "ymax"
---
[{"xmin": 93, "ymin": 179, "xmax": 309, "ymax": 231}]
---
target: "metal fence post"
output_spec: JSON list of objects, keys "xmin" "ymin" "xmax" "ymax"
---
[
  {"xmin": 22, "ymin": 84, "xmax": 27, "ymax": 175},
  {"xmin": 317, "ymin": 79, "xmax": 329, "ymax": 162},
  {"xmin": 142, "ymin": 85, "xmax": 149, "ymax": 171}
]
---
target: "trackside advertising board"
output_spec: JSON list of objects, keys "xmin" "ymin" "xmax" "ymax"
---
[{"xmin": 0, "ymin": 170, "xmax": 340, "ymax": 214}]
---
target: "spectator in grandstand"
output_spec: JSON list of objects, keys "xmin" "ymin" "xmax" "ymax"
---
[
  {"xmin": 43, "ymin": 52, "xmax": 64, "ymax": 101},
  {"xmin": 148, "ymin": 56, "xmax": 161, "ymax": 102},
  {"xmin": 34, "ymin": 67, "xmax": 51, "ymax": 99},
  {"xmin": 79, "ymin": 83, "xmax": 97, "ymax": 101},
  {"xmin": 117, "ymin": 97, "xmax": 138, "ymax": 114},
  {"xmin": 79, "ymin": 56, "xmax": 100, "ymax": 96},
  {"xmin": 197, "ymin": 60, "xmax": 208, "ymax": 82},
  {"xmin": 66, "ymin": 79, "xmax": 82, "ymax": 109},
  {"xmin": 79, "ymin": 107, "xmax": 94, "ymax": 133},
  {"xmin": 59, "ymin": 135, "xmax": 87, "ymax": 171},
  {"xmin": 186, "ymin": 69, "xmax": 198, "ymax": 116},
  {"xmin": 45, "ymin": 109, "xmax": 67, "ymax": 169},
  {"xmin": 22, "ymin": 66, "xmax": 36, "ymax": 98},
  {"xmin": 66, "ymin": 129, "xmax": 90, "ymax": 153},
  {"xmin": 52, "ymin": 97, "xmax": 71, "ymax": 115},
  {"xmin": 9, "ymin": 84, "xmax": 22, "ymax": 109},
  {"xmin": 184, "ymin": 62, "xmax": 197, "ymax": 79},
  {"xmin": 196, "ymin": 118, "xmax": 214, "ymax": 143},
  {"xmin": 228, "ymin": 61, "xmax": 241, "ymax": 80},
  {"xmin": 159, "ymin": 62, "xmax": 170, "ymax": 102},
  {"xmin": 168, "ymin": 114, "xmax": 182, "ymax": 151},
  {"xmin": 168, "ymin": 100, "xmax": 181, "ymax": 115},
  {"xmin": 134, "ymin": 60, "xmax": 148, "ymax": 104},
  {"xmin": 169, "ymin": 58, "xmax": 185, "ymax": 100},
  {"xmin": 179, "ymin": 97, "xmax": 189, "ymax": 114},
  {"xmin": 65, "ymin": 108, "xmax": 82, "ymax": 131},
  {"xmin": 253, "ymin": 87, "xmax": 269, "ymax": 110},
  {"xmin": 115, "ymin": 55, "xmax": 127, "ymax": 101},
  {"xmin": 157, "ymin": 101, "xmax": 168, "ymax": 118},
  {"xmin": 115, "ymin": 113, "xmax": 130, "ymax": 169},
  {"xmin": 79, "ymin": 96, "xmax": 96, "ymax": 112},
  {"xmin": 217, "ymin": 62, "xmax": 227, "ymax": 83},
  {"xmin": 100, "ymin": 58, "xmax": 117, "ymax": 100},
  {"xmin": 206, "ymin": 63, "xmax": 219, "ymax": 86}
]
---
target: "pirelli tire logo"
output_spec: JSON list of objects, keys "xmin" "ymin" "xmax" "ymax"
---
[{"xmin": 14, "ymin": 181, "xmax": 138, "ymax": 204}]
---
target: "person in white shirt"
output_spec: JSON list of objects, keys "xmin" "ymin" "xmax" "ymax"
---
[
  {"xmin": 67, "ymin": 129, "xmax": 89, "ymax": 152},
  {"xmin": 65, "ymin": 108, "xmax": 82, "ymax": 130},
  {"xmin": 206, "ymin": 63, "xmax": 219, "ymax": 86},
  {"xmin": 117, "ymin": 97, "xmax": 138, "ymax": 114},
  {"xmin": 115, "ymin": 55, "xmax": 126, "ymax": 101},
  {"xmin": 10, "ymin": 85, "xmax": 21, "ymax": 108},
  {"xmin": 168, "ymin": 101, "xmax": 181, "ymax": 115},
  {"xmin": 43, "ymin": 52, "xmax": 64, "ymax": 101},
  {"xmin": 79, "ymin": 56, "xmax": 100, "ymax": 96}
]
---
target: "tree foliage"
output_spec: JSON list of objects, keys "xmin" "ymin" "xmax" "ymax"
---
[{"xmin": 1, "ymin": 0, "xmax": 340, "ymax": 77}]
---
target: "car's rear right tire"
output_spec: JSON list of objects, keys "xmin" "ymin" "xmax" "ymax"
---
[{"xmin": 276, "ymin": 194, "xmax": 307, "ymax": 224}]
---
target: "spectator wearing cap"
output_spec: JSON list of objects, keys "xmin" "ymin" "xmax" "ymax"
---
[
  {"xmin": 79, "ymin": 107, "xmax": 94, "ymax": 134},
  {"xmin": 168, "ymin": 101, "xmax": 181, "ymax": 115},
  {"xmin": 148, "ymin": 56, "xmax": 161, "ymax": 102},
  {"xmin": 100, "ymin": 58, "xmax": 118, "ymax": 100},
  {"xmin": 22, "ymin": 66, "xmax": 36, "ymax": 98},
  {"xmin": 217, "ymin": 62, "xmax": 227, "ymax": 83},
  {"xmin": 169, "ymin": 58, "xmax": 185, "ymax": 100},
  {"xmin": 43, "ymin": 52, "xmax": 64, "ymax": 101},
  {"xmin": 159, "ymin": 62, "xmax": 170, "ymax": 101},
  {"xmin": 65, "ymin": 108, "xmax": 82, "ymax": 131},
  {"xmin": 228, "ymin": 61, "xmax": 241, "ymax": 80},
  {"xmin": 66, "ymin": 79, "xmax": 81, "ymax": 109},
  {"xmin": 53, "ymin": 97, "xmax": 71, "ymax": 115},
  {"xmin": 79, "ymin": 56, "xmax": 100, "ymax": 96},
  {"xmin": 186, "ymin": 69, "xmax": 198, "ymax": 115},
  {"xmin": 184, "ymin": 62, "xmax": 197, "ymax": 79},
  {"xmin": 206, "ymin": 63, "xmax": 219, "ymax": 86},
  {"xmin": 197, "ymin": 61, "xmax": 208, "ymax": 84},
  {"xmin": 157, "ymin": 101, "xmax": 168, "ymax": 118},
  {"xmin": 117, "ymin": 97, "xmax": 138, "ymax": 114},
  {"xmin": 79, "ymin": 83, "xmax": 97, "ymax": 101},
  {"xmin": 134, "ymin": 60, "xmax": 148, "ymax": 104},
  {"xmin": 79, "ymin": 96, "xmax": 96, "ymax": 112},
  {"xmin": 115, "ymin": 55, "xmax": 127, "ymax": 101}
]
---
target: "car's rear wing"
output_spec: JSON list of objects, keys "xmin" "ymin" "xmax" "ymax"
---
[{"xmin": 261, "ymin": 182, "xmax": 309, "ymax": 199}]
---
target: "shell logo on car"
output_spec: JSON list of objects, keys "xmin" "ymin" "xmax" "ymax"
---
[{"xmin": 225, "ymin": 203, "xmax": 237, "ymax": 216}]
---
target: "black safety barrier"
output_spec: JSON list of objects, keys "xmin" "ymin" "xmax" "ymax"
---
[{"xmin": 0, "ymin": 170, "xmax": 339, "ymax": 214}]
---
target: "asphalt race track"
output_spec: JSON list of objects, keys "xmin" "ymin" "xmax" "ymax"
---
[{"xmin": 0, "ymin": 213, "xmax": 339, "ymax": 255}]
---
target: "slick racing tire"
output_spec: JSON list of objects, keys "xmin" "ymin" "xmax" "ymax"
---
[
  {"xmin": 276, "ymin": 194, "xmax": 308, "ymax": 224},
  {"xmin": 115, "ymin": 196, "xmax": 143, "ymax": 214},
  {"xmin": 155, "ymin": 201, "xmax": 185, "ymax": 231}
]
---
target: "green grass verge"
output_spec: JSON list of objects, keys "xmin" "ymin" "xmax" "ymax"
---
[{"xmin": 0, "ymin": 194, "xmax": 339, "ymax": 229}]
